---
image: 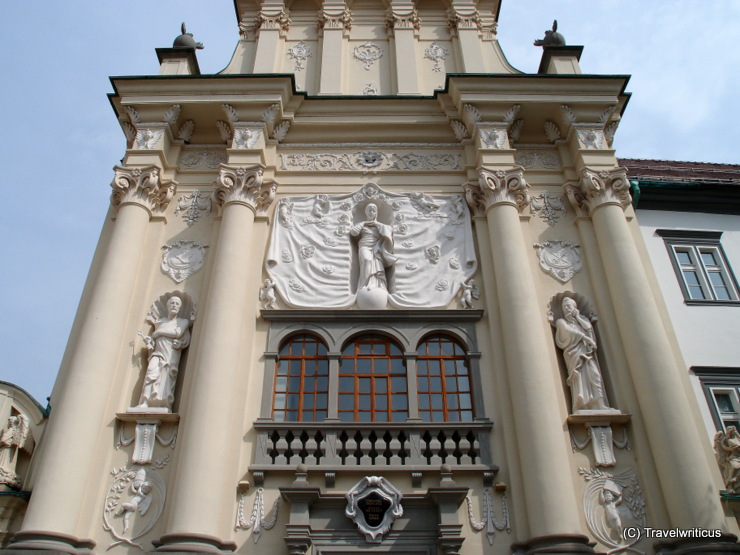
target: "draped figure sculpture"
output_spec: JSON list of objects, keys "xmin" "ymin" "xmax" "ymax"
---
[
  {"xmin": 715, "ymin": 426, "xmax": 740, "ymax": 493},
  {"xmin": 136, "ymin": 294, "xmax": 194, "ymax": 411},
  {"xmin": 0, "ymin": 414, "xmax": 32, "ymax": 487},
  {"xmin": 554, "ymin": 296, "xmax": 611, "ymax": 412},
  {"xmin": 350, "ymin": 203, "xmax": 397, "ymax": 308}
]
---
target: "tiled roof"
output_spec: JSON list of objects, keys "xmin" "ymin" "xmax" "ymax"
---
[{"xmin": 619, "ymin": 158, "xmax": 740, "ymax": 185}]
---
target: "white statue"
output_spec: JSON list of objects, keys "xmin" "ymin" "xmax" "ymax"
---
[
  {"xmin": 555, "ymin": 297, "xmax": 610, "ymax": 412},
  {"xmin": 116, "ymin": 468, "xmax": 153, "ymax": 533},
  {"xmin": 715, "ymin": 426, "xmax": 740, "ymax": 493},
  {"xmin": 136, "ymin": 294, "xmax": 194, "ymax": 411},
  {"xmin": 259, "ymin": 279, "xmax": 278, "ymax": 309},
  {"xmin": 350, "ymin": 203, "xmax": 397, "ymax": 292},
  {"xmin": 0, "ymin": 414, "xmax": 31, "ymax": 485},
  {"xmin": 460, "ymin": 279, "xmax": 479, "ymax": 309}
]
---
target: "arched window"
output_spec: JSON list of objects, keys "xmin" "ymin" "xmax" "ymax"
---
[
  {"xmin": 339, "ymin": 334, "xmax": 407, "ymax": 422},
  {"xmin": 417, "ymin": 335, "xmax": 474, "ymax": 422},
  {"xmin": 272, "ymin": 334, "xmax": 329, "ymax": 422}
]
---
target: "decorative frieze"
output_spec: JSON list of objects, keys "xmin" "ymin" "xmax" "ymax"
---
[
  {"xmin": 353, "ymin": 42, "xmax": 383, "ymax": 70},
  {"xmin": 278, "ymin": 150, "xmax": 462, "ymax": 172},
  {"xmin": 110, "ymin": 166, "xmax": 175, "ymax": 216},
  {"xmin": 214, "ymin": 164, "xmax": 274, "ymax": 213},
  {"xmin": 533, "ymin": 240, "xmax": 582, "ymax": 283},
  {"xmin": 515, "ymin": 151, "xmax": 561, "ymax": 171},
  {"xmin": 179, "ymin": 151, "xmax": 226, "ymax": 170},
  {"xmin": 565, "ymin": 167, "xmax": 632, "ymax": 216},
  {"xmin": 464, "ymin": 168, "xmax": 530, "ymax": 214}
]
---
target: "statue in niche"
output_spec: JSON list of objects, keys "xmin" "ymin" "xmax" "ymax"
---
[
  {"xmin": 135, "ymin": 292, "xmax": 195, "ymax": 412},
  {"xmin": 351, "ymin": 203, "xmax": 397, "ymax": 309},
  {"xmin": 0, "ymin": 414, "xmax": 32, "ymax": 486},
  {"xmin": 116, "ymin": 468, "xmax": 152, "ymax": 533},
  {"xmin": 715, "ymin": 426, "xmax": 740, "ymax": 493},
  {"xmin": 554, "ymin": 296, "xmax": 610, "ymax": 412}
]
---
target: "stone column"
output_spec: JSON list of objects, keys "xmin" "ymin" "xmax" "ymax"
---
[
  {"xmin": 156, "ymin": 164, "xmax": 275, "ymax": 553},
  {"xmin": 465, "ymin": 168, "xmax": 592, "ymax": 551},
  {"xmin": 317, "ymin": 3, "xmax": 351, "ymax": 94},
  {"xmin": 387, "ymin": 4, "xmax": 420, "ymax": 95},
  {"xmin": 10, "ymin": 166, "xmax": 174, "ymax": 552},
  {"xmin": 566, "ymin": 168, "xmax": 738, "ymax": 538}
]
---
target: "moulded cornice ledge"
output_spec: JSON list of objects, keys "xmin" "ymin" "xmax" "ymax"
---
[{"xmin": 260, "ymin": 309, "xmax": 485, "ymax": 321}]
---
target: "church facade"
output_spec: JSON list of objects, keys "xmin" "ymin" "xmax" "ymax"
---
[{"xmin": 2, "ymin": 1, "xmax": 739, "ymax": 553}]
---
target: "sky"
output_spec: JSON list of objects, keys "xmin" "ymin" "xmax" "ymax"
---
[{"xmin": 0, "ymin": 1, "xmax": 738, "ymax": 404}]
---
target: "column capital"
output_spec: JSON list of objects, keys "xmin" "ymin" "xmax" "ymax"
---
[
  {"xmin": 386, "ymin": 8, "xmax": 420, "ymax": 34},
  {"xmin": 464, "ymin": 167, "xmax": 529, "ymax": 215},
  {"xmin": 565, "ymin": 167, "xmax": 631, "ymax": 217},
  {"xmin": 318, "ymin": 7, "xmax": 353, "ymax": 32},
  {"xmin": 110, "ymin": 165, "xmax": 175, "ymax": 217},
  {"xmin": 214, "ymin": 164, "xmax": 275, "ymax": 214}
]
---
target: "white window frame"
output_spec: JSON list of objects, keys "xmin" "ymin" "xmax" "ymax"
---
[
  {"xmin": 657, "ymin": 230, "xmax": 740, "ymax": 305},
  {"xmin": 695, "ymin": 368, "xmax": 740, "ymax": 432}
]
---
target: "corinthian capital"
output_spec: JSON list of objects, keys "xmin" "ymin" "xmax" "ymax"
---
[
  {"xmin": 110, "ymin": 165, "xmax": 175, "ymax": 216},
  {"xmin": 464, "ymin": 167, "xmax": 530, "ymax": 215},
  {"xmin": 213, "ymin": 164, "xmax": 275, "ymax": 214},
  {"xmin": 564, "ymin": 167, "xmax": 631, "ymax": 216}
]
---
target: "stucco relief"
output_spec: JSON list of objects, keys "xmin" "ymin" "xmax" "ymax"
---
[
  {"xmin": 179, "ymin": 151, "xmax": 226, "ymax": 170},
  {"xmin": 530, "ymin": 192, "xmax": 567, "ymax": 226},
  {"xmin": 103, "ymin": 457, "xmax": 169, "ymax": 550},
  {"xmin": 161, "ymin": 241, "xmax": 207, "ymax": 283},
  {"xmin": 235, "ymin": 487, "xmax": 280, "ymax": 542},
  {"xmin": 424, "ymin": 42, "xmax": 449, "ymax": 72},
  {"xmin": 135, "ymin": 129, "xmax": 164, "ymax": 150},
  {"xmin": 515, "ymin": 151, "xmax": 561, "ymax": 171},
  {"xmin": 534, "ymin": 240, "xmax": 582, "ymax": 283},
  {"xmin": 353, "ymin": 42, "xmax": 383, "ymax": 70},
  {"xmin": 466, "ymin": 488, "xmax": 510, "ymax": 545},
  {"xmin": 265, "ymin": 183, "xmax": 477, "ymax": 309},
  {"xmin": 578, "ymin": 467, "xmax": 647, "ymax": 553},
  {"xmin": 288, "ymin": 41, "xmax": 312, "ymax": 71}
]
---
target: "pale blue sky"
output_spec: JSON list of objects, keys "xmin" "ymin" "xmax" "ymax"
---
[{"xmin": 1, "ymin": 1, "xmax": 738, "ymax": 403}]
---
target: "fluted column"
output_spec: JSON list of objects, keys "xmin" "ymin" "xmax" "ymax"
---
[
  {"xmin": 156, "ymin": 164, "xmax": 274, "ymax": 553},
  {"xmin": 465, "ymin": 168, "xmax": 589, "ymax": 548},
  {"xmin": 11, "ymin": 166, "xmax": 173, "ymax": 552},
  {"xmin": 566, "ymin": 168, "xmax": 735, "ymax": 532}
]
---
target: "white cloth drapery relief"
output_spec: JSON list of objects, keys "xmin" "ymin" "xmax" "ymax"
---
[{"xmin": 265, "ymin": 184, "xmax": 477, "ymax": 309}]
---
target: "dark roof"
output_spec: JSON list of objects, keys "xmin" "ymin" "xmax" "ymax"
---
[
  {"xmin": 619, "ymin": 158, "xmax": 740, "ymax": 185},
  {"xmin": 619, "ymin": 159, "xmax": 740, "ymax": 214}
]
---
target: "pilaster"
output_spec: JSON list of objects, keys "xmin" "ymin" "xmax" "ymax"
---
[
  {"xmin": 253, "ymin": 3, "xmax": 291, "ymax": 73},
  {"xmin": 386, "ymin": 3, "xmax": 421, "ymax": 95},
  {"xmin": 447, "ymin": 4, "xmax": 485, "ymax": 73},
  {"xmin": 317, "ymin": 1, "xmax": 351, "ymax": 94}
]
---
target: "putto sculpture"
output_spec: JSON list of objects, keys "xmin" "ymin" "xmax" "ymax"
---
[{"xmin": 134, "ymin": 292, "xmax": 195, "ymax": 412}]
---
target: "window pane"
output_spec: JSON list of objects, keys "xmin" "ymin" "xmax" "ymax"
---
[
  {"xmin": 376, "ymin": 395, "xmax": 388, "ymax": 410},
  {"xmin": 359, "ymin": 378, "xmax": 371, "ymax": 393},
  {"xmin": 391, "ymin": 411, "xmax": 407, "ymax": 422},
  {"xmin": 375, "ymin": 379, "xmax": 388, "ymax": 393},
  {"xmin": 418, "ymin": 377, "xmax": 429, "ymax": 392},
  {"xmin": 304, "ymin": 396, "xmax": 314, "ymax": 409},
  {"xmin": 274, "ymin": 394, "xmax": 286, "ymax": 409},
  {"xmin": 339, "ymin": 394, "xmax": 354, "ymax": 410},
  {"xmin": 275, "ymin": 376, "xmax": 287, "ymax": 392},
  {"xmin": 392, "ymin": 394, "xmax": 408, "ymax": 410},
  {"xmin": 359, "ymin": 395, "xmax": 371, "ymax": 410},
  {"xmin": 431, "ymin": 394, "xmax": 443, "ymax": 409},
  {"xmin": 676, "ymin": 250, "xmax": 692, "ymax": 265},
  {"xmin": 357, "ymin": 358, "xmax": 371, "ymax": 374},
  {"xmin": 688, "ymin": 285, "xmax": 706, "ymax": 300},
  {"xmin": 683, "ymin": 270, "xmax": 701, "ymax": 286},
  {"xmin": 373, "ymin": 359, "xmax": 389, "ymax": 373},
  {"xmin": 715, "ymin": 393, "xmax": 735, "ymax": 413},
  {"xmin": 392, "ymin": 377, "xmax": 407, "ymax": 392},
  {"xmin": 701, "ymin": 251, "xmax": 718, "ymax": 266},
  {"xmin": 316, "ymin": 394, "xmax": 328, "ymax": 410},
  {"xmin": 339, "ymin": 377, "xmax": 354, "ymax": 392}
]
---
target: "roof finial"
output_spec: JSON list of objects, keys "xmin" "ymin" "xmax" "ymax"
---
[
  {"xmin": 534, "ymin": 20, "xmax": 566, "ymax": 47},
  {"xmin": 173, "ymin": 22, "xmax": 204, "ymax": 50}
]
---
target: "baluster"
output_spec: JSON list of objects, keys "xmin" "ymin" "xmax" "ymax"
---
[
  {"xmin": 275, "ymin": 430, "xmax": 289, "ymax": 465},
  {"xmin": 359, "ymin": 430, "xmax": 373, "ymax": 466},
  {"xmin": 304, "ymin": 431, "xmax": 318, "ymax": 465},
  {"xmin": 443, "ymin": 431, "xmax": 457, "ymax": 465},
  {"xmin": 388, "ymin": 430, "xmax": 402, "ymax": 466},
  {"xmin": 428, "ymin": 430, "xmax": 443, "ymax": 465}
]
